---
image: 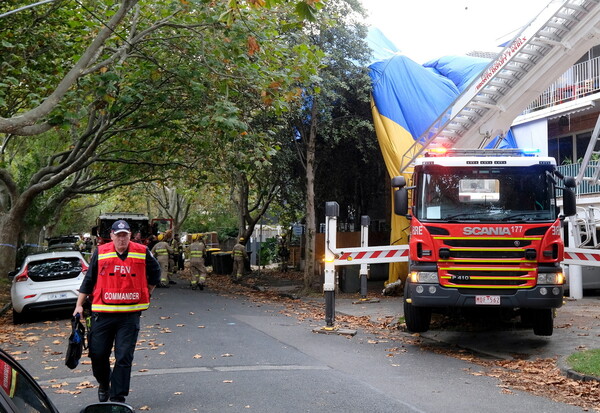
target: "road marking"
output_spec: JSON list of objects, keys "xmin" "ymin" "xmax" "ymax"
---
[{"xmin": 39, "ymin": 365, "xmax": 330, "ymax": 386}]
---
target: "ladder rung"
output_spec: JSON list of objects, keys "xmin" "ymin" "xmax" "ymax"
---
[
  {"xmin": 510, "ymin": 56, "xmax": 535, "ymax": 65},
  {"xmin": 518, "ymin": 48, "xmax": 545, "ymax": 59},
  {"xmin": 545, "ymin": 21, "xmax": 571, "ymax": 30},
  {"xmin": 562, "ymin": 3, "xmax": 590, "ymax": 14},
  {"xmin": 538, "ymin": 30, "xmax": 563, "ymax": 42},
  {"xmin": 494, "ymin": 72, "xmax": 521, "ymax": 82},
  {"xmin": 555, "ymin": 11, "xmax": 580, "ymax": 23}
]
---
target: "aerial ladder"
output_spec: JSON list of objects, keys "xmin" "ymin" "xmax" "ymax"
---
[{"xmin": 399, "ymin": 0, "xmax": 600, "ymax": 174}]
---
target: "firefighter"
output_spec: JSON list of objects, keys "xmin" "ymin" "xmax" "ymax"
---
[
  {"xmin": 72, "ymin": 220, "xmax": 160, "ymax": 404},
  {"xmin": 151, "ymin": 233, "xmax": 173, "ymax": 288},
  {"xmin": 189, "ymin": 233, "xmax": 207, "ymax": 290},
  {"xmin": 231, "ymin": 237, "xmax": 248, "ymax": 281},
  {"xmin": 166, "ymin": 230, "xmax": 179, "ymax": 284}
]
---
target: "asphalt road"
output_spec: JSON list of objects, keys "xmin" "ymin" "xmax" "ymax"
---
[{"xmin": 0, "ymin": 280, "xmax": 590, "ymax": 413}]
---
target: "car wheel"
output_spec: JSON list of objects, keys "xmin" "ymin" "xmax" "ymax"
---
[
  {"xmin": 403, "ymin": 288, "xmax": 431, "ymax": 333},
  {"xmin": 12, "ymin": 308, "xmax": 27, "ymax": 324},
  {"xmin": 532, "ymin": 308, "xmax": 554, "ymax": 336}
]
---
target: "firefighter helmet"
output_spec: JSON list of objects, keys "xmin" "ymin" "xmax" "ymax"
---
[{"xmin": 158, "ymin": 233, "xmax": 164, "ymax": 241}]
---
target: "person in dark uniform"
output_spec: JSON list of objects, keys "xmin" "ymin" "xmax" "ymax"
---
[{"xmin": 72, "ymin": 220, "xmax": 160, "ymax": 404}]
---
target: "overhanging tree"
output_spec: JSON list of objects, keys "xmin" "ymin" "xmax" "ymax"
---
[{"xmin": 0, "ymin": 0, "xmax": 324, "ymax": 278}]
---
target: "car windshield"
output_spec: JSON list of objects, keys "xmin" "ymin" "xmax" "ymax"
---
[
  {"xmin": 415, "ymin": 165, "xmax": 556, "ymax": 222},
  {"xmin": 27, "ymin": 257, "xmax": 83, "ymax": 282}
]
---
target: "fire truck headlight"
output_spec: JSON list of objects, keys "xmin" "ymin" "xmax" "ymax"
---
[
  {"xmin": 410, "ymin": 271, "xmax": 438, "ymax": 284},
  {"xmin": 538, "ymin": 272, "xmax": 565, "ymax": 285}
]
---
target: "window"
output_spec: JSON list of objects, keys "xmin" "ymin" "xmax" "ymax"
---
[
  {"xmin": 576, "ymin": 131, "xmax": 594, "ymax": 161},
  {"xmin": 548, "ymin": 135, "xmax": 574, "ymax": 164}
]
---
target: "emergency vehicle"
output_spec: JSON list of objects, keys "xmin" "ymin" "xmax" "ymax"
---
[
  {"xmin": 92, "ymin": 213, "xmax": 173, "ymax": 245},
  {"xmin": 393, "ymin": 148, "xmax": 577, "ymax": 336}
]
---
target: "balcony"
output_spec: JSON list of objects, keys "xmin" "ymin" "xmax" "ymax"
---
[
  {"xmin": 523, "ymin": 56, "xmax": 600, "ymax": 114},
  {"xmin": 558, "ymin": 162, "xmax": 600, "ymax": 196}
]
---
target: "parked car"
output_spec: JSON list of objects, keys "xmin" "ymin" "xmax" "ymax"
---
[
  {"xmin": 0, "ymin": 347, "xmax": 133, "ymax": 413},
  {"xmin": 9, "ymin": 251, "xmax": 88, "ymax": 324}
]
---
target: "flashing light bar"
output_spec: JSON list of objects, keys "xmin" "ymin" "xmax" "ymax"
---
[{"xmin": 425, "ymin": 148, "xmax": 539, "ymax": 158}]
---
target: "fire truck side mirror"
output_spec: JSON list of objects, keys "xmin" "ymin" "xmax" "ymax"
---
[
  {"xmin": 394, "ymin": 188, "xmax": 409, "ymax": 216},
  {"xmin": 562, "ymin": 187, "xmax": 577, "ymax": 217},
  {"xmin": 392, "ymin": 176, "xmax": 408, "ymax": 216}
]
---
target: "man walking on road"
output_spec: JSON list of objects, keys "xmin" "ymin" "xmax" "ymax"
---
[
  {"xmin": 73, "ymin": 220, "xmax": 160, "ymax": 404},
  {"xmin": 151, "ymin": 233, "xmax": 173, "ymax": 288},
  {"xmin": 232, "ymin": 237, "xmax": 248, "ymax": 281},
  {"xmin": 189, "ymin": 233, "xmax": 207, "ymax": 290}
]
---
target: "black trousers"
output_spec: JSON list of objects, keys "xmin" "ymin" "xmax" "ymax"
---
[{"xmin": 88, "ymin": 312, "xmax": 141, "ymax": 401}]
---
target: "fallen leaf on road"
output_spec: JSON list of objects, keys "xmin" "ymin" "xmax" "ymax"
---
[
  {"xmin": 221, "ymin": 353, "xmax": 233, "ymax": 357},
  {"xmin": 54, "ymin": 389, "xmax": 81, "ymax": 395},
  {"xmin": 223, "ymin": 380, "xmax": 233, "ymax": 383},
  {"xmin": 193, "ymin": 354, "xmax": 202, "ymax": 359},
  {"xmin": 139, "ymin": 406, "xmax": 151, "ymax": 410}
]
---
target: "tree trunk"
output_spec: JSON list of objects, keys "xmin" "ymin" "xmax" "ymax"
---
[
  {"xmin": 0, "ymin": 209, "xmax": 26, "ymax": 280},
  {"xmin": 303, "ymin": 100, "xmax": 318, "ymax": 291}
]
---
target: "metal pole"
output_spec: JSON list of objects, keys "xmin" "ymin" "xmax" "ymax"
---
[
  {"xmin": 568, "ymin": 264, "xmax": 583, "ymax": 299},
  {"xmin": 359, "ymin": 216, "xmax": 370, "ymax": 300},
  {"xmin": 323, "ymin": 202, "xmax": 339, "ymax": 327}
]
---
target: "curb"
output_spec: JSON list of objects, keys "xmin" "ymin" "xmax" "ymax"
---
[
  {"xmin": 558, "ymin": 355, "xmax": 600, "ymax": 383},
  {"xmin": 0, "ymin": 303, "xmax": 11, "ymax": 317}
]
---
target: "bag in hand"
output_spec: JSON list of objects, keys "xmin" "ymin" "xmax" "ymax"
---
[{"xmin": 65, "ymin": 315, "xmax": 86, "ymax": 369}]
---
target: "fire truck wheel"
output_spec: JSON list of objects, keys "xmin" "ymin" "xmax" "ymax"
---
[
  {"xmin": 531, "ymin": 308, "xmax": 554, "ymax": 336},
  {"xmin": 403, "ymin": 299, "xmax": 432, "ymax": 333}
]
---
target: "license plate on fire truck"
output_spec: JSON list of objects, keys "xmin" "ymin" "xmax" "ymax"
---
[{"xmin": 475, "ymin": 295, "xmax": 501, "ymax": 305}]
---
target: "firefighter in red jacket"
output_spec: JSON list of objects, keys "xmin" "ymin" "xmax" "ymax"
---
[{"xmin": 73, "ymin": 220, "xmax": 160, "ymax": 404}]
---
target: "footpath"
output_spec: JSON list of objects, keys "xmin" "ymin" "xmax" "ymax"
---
[{"xmin": 247, "ymin": 273, "xmax": 600, "ymax": 380}]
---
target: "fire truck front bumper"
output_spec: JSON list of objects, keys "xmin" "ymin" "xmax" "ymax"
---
[{"xmin": 405, "ymin": 282, "xmax": 564, "ymax": 309}]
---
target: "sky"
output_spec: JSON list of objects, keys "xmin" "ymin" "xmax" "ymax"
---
[{"xmin": 362, "ymin": 0, "xmax": 557, "ymax": 64}]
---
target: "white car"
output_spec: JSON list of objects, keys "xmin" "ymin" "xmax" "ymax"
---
[{"xmin": 10, "ymin": 251, "xmax": 88, "ymax": 324}]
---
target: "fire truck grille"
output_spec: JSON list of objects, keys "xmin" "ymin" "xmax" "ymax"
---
[
  {"xmin": 444, "ymin": 270, "xmax": 531, "ymax": 287},
  {"xmin": 442, "ymin": 239, "xmax": 532, "ymax": 248},
  {"xmin": 450, "ymin": 250, "xmax": 524, "ymax": 259}
]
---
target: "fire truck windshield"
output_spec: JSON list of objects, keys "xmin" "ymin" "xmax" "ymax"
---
[{"xmin": 415, "ymin": 165, "xmax": 555, "ymax": 222}]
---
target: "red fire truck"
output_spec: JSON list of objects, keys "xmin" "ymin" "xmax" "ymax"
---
[{"xmin": 393, "ymin": 148, "xmax": 577, "ymax": 336}]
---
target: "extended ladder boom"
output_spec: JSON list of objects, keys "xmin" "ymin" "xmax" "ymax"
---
[{"xmin": 399, "ymin": 0, "xmax": 600, "ymax": 173}]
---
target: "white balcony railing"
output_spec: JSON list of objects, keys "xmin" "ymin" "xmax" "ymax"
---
[{"xmin": 523, "ymin": 56, "xmax": 600, "ymax": 114}]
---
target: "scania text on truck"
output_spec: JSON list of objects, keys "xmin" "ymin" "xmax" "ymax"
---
[{"xmin": 393, "ymin": 148, "xmax": 577, "ymax": 336}]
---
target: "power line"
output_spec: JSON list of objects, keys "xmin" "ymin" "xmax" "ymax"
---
[{"xmin": 0, "ymin": 0, "xmax": 55, "ymax": 19}]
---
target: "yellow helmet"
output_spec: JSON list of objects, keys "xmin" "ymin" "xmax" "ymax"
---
[
  {"xmin": 239, "ymin": 237, "xmax": 245, "ymax": 242},
  {"xmin": 157, "ymin": 234, "xmax": 164, "ymax": 241}
]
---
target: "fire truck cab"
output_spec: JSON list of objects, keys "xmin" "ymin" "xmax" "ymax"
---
[{"xmin": 393, "ymin": 148, "xmax": 577, "ymax": 336}]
